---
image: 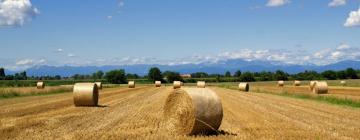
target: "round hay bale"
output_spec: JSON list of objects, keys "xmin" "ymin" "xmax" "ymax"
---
[
  {"xmin": 128, "ymin": 81, "xmax": 135, "ymax": 88},
  {"xmin": 309, "ymin": 81, "xmax": 318, "ymax": 91},
  {"xmin": 173, "ymin": 81, "xmax": 181, "ymax": 89},
  {"xmin": 197, "ymin": 81, "xmax": 206, "ymax": 88},
  {"xmin": 73, "ymin": 83, "xmax": 99, "ymax": 106},
  {"xmin": 278, "ymin": 81, "xmax": 284, "ymax": 87},
  {"xmin": 155, "ymin": 81, "xmax": 162, "ymax": 87},
  {"xmin": 238, "ymin": 82, "xmax": 249, "ymax": 92},
  {"xmin": 313, "ymin": 81, "xmax": 328, "ymax": 94},
  {"xmin": 181, "ymin": 81, "xmax": 184, "ymax": 86},
  {"xmin": 294, "ymin": 80, "xmax": 301, "ymax": 86},
  {"xmin": 164, "ymin": 88, "xmax": 223, "ymax": 135},
  {"xmin": 340, "ymin": 80, "xmax": 346, "ymax": 86},
  {"xmin": 36, "ymin": 81, "xmax": 45, "ymax": 89},
  {"xmin": 95, "ymin": 82, "xmax": 102, "ymax": 90}
]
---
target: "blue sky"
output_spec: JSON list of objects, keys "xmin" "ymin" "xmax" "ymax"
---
[{"xmin": 1, "ymin": 0, "xmax": 360, "ymax": 70}]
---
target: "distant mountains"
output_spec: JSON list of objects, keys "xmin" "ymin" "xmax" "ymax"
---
[{"xmin": 6, "ymin": 59, "xmax": 360, "ymax": 76}]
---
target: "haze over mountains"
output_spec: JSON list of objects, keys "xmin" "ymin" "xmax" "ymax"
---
[{"xmin": 5, "ymin": 59, "xmax": 360, "ymax": 77}]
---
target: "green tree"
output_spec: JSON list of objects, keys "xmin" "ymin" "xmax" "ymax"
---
[
  {"xmin": 239, "ymin": 72, "xmax": 256, "ymax": 82},
  {"xmin": 191, "ymin": 72, "xmax": 208, "ymax": 78},
  {"xmin": 148, "ymin": 67, "xmax": 163, "ymax": 82},
  {"xmin": 0, "ymin": 67, "xmax": 5, "ymax": 80},
  {"xmin": 322, "ymin": 70, "xmax": 337, "ymax": 80},
  {"xmin": 234, "ymin": 70, "xmax": 242, "ymax": 77},
  {"xmin": 337, "ymin": 70, "xmax": 347, "ymax": 79},
  {"xmin": 259, "ymin": 71, "xmax": 274, "ymax": 81},
  {"xmin": 275, "ymin": 70, "xmax": 288, "ymax": 80},
  {"xmin": 126, "ymin": 73, "xmax": 139, "ymax": 79},
  {"xmin": 224, "ymin": 71, "xmax": 231, "ymax": 77},
  {"xmin": 345, "ymin": 68, "xmax": 358, "ymax": 79},
  {"xmin": 163, "ymin": 71, "xmax": 182, "ymax": 83},
  {"xmin": 105, "ymin": 69, "xmax": 127, "ymax": 84}
]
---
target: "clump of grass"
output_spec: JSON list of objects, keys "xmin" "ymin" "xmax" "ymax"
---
[{"xmin": 0, "ymin": 88, "xmax": 72, "ymax": 100}]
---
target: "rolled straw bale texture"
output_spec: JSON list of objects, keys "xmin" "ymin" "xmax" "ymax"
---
[
  {"xmin": 294, "ymin": 80, "xmax": 301, "ymax": 86},
  {"xmin": 309, "ymin": 81, "xmax": 318, "ymax": 91},
  {"xmin": 164, "ymin": 88, "xmax": 223, "ymax": 135},
  {"xmin": 173, "ymin": 81, "xmax": 181, "ymax": 89},
  {"xmin": 340, "ymin": 81, "xmax": 346, "ymax": 86},
  {"xmin": 95, "ymin": 82, "xmax": 102, "ymax": 90},
  {"xmin": 36, "ymin": 82, "xmax": 45, "ymax": 89},
  {"xmin": 238, "ymin": 82, "xmax": 249, "ymax": 92},
  {"xmin": 128, "ymin": 81, "xmax": 135, "ymax": 88},
  {"xmin": 73, "ymin": 83, "xmax": 99, "ymax": 106},
  {"xmin": 313, "ymin": 81, "xmax": 328, "ymax": 94},
  {"xmin": 155, "ymin": 81, "xmax": 162, "ymax": 87},
  {"xmin": 197, "ymin": 81, "xmax": 206, "ymax": 88},
  {"xmin": 278, "ymin": 81, "xmax": 284, "ymax": 87}
]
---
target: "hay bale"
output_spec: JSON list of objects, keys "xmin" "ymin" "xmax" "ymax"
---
[
  {"xmin": 278, "ymin": 81, "xmax": 284, "ymax": 87},
  {"xmin": 309, "ymin": 81, "xmax": 318, "ymax": 91},
  {"xmin": 95, "ymin": 82, "xmax": 102, "ymax": 90},
  {"xmin": 313, "ymin": 81, "xmax": 328, "ymax": 94},
  {"xmin": 73, "ymin": 83, "xmax": 99, "ymax": 106},
  {"xmin": 128, "ymin": 81, "xmax": 135, "ymax": 88},
  {"xmin": 36, "ymin": 81, "xmax": 45, "ymax": 89},
  {"xmin": 164, "ymin": 88, "xmax": 223, "ymax": 135},
  {"xmin": 181, "ymin": 81, "xmax": 184, "ymax": 86},
  {"xmin": 173, "ymin": 81, "xmax": 181, "ymax": 89},
  {"xmin": 197, "ymin": 81, "xmax": 206, "ymax": 88},
  {"xmin": 340, "ymin": 81, "xmax": 346, "ymax": 86},
  {"xmin": 294, "ymin": 80, "xmax": 301, "ymax": 86},
  {"xmin": 238, "ymin": 82, "xmax": 249, "ymax": 92},
  {"xmin": 155, "ymin": 81, "xmax": 162, "ymax": 87}
]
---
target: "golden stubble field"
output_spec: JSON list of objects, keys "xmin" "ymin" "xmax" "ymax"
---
[{"xmin": 0, "ymin": 85, "xmax": 360, "ymax": 139}]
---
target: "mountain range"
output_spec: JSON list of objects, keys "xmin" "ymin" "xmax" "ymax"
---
[{"xmin": 5, "ymin": 59, "xmax": 360, "ymax": 76}]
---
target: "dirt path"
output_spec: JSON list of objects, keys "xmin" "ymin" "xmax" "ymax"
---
[{"xmin": 0, "ymin": 86, "xmax": 359, "ymax": 139}]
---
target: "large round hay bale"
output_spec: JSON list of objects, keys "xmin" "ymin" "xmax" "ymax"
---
[
  {"xmin": 238, "ymin": 82, "xmax": 249, "ymax": 92},
  {"xmin": 313, "ymin": 81, "xmax": 328, "ymax": 94},
  {"xmin": 340, "ymin": 80, "xmax": 346, "ymax": 86},
  {"xmin": 155, "ymin": 81, "xmax": 162, "ymax": 87},
  {"xmin": 128, "ymin": 81, "xmax": 135, "ymax": 88},
  {"xmin": 73, "ymin": 83, "xmax": 99, "ymax": 106},
  {"xmin": 197, "ymin": 81, "xmax": 206, "ymax": 88},
  {"xmin": 164, "ymin": 88, "xmax": 223, "ymax": 135},
  {"xmin": 173, "ymin": 81, "xmax": 181, "ymax": 89},
  {"xmin": 36, "ymin": 81, "xmax": 45, "ymax": 89},
  {"xmin": 309, "ymin": 81, "xmax": 318, "ymax": 91},
  {"xmin": 95, "ymin": 82, "xmax": 102, "ymax": 90},
  {"xmin": 294, "ymin": 80, "xmax": 301, "ymax": 86},
  {"xmin": 278, "ymin": 81, "xmax": 284, "ymax": 87}
]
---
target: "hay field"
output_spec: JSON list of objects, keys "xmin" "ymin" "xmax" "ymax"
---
[
  {"xmin": 1, "ymin": 85, "xmax": 359, "ymax": 139},
  {"xmin": 214, "ymin": 80, "xmax": 360, "ymax": 102}
]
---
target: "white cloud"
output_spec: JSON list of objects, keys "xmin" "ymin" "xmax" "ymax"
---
[
  {"xmin": 344, "ymin": 8, "xmax": 360, "ymax": 27},
  {"xmin": 266, "ymin": 0, "xmax": 290, "ymax": 7},
  {"xmin": 328, "ymin": 0, "xmax": 346, "ymax": 7},
  {"xmin": 118, "ymin": 0, "xmax": 124, "ymax": 8},
  {"xmin": 67, "ymin": 53, "xmax": 75, "ymax": 57},
  {"xmin": 337, "ymin": 43, "xmax": 350, "ymax": 50},
  {"xmin": 16, "ymin": 59, "xmax": 33, "ymax": 65},
  {"xmin": 55, "ymin": 48, "xmax": 63, "ymax": 53},
  {"xmin": 0, "ymin": 0, "xmax": 39, "ymax": 27},
  {"xmin": 107, "ymin": 15, "xmax": 112, "ymax": 20}
]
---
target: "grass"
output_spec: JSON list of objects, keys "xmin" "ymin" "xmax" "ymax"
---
[
  {"xmin": 215, "ymin": 84, "xmax": 360, "ymax": 108},
  {"xmin": 0, "ymin": 88, "xmax": 72, "ymax": 99}
]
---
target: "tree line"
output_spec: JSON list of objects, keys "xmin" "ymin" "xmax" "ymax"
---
[{"xmin": 0, "ymin": 67, "xmax": 359, "ymax": 84}]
